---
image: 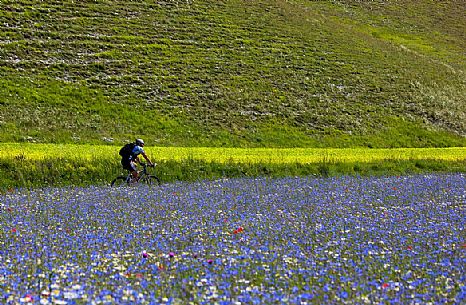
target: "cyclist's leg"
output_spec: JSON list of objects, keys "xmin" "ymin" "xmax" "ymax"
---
[
  {"xmin": 122, "ymin": 159, "xmax": 137, "ymax": 181},
  {"xmin": 129, "ymin": 161, "xmax": 139, "ymax": 181}
]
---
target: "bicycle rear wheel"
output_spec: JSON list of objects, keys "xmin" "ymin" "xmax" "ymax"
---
[
  {"xmin": 141, "ymin": 175, "xmax": 161, "ymax": 186},
  {"xmin": 111, "ymin": 176, "xmax": 129, "ymax": 187}
]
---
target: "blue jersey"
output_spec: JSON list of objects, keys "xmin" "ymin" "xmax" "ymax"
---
[{"xmin": 130, "ymin": 145, "xmax": 145, "ymax": 160}]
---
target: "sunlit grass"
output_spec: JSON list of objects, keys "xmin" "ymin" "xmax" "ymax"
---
[{"xmin": 1, "ymin": 1, "xmax": 465, "ymax": 147}]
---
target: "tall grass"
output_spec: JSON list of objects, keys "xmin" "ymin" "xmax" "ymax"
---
[{"xmin": 1, "ymin": 144, "xmax": 464, "ymax": 188}]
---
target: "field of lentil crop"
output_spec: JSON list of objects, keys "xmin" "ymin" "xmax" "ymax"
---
[{"xmin": 1, "ymin": 174, "xmax": 465, "ymax": 304}]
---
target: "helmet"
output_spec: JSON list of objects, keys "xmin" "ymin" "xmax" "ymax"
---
[{"xmin": 135, "ymin": 138, "xmax": 145, "ymax": 146}]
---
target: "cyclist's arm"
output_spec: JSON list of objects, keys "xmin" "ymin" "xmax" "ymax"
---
[{"xmin": 141, "ymin": 152, "xmax": 154, "ymax": 166}]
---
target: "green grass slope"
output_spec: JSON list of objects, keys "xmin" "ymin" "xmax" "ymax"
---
[{"xmin": 1, "ymin": 0, "xmax": 465, "ymax": 147}]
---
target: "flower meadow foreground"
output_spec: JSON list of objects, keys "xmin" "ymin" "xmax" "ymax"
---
[{"xmin": 1, "ymin": 174, "xmax": 465, "ymax": 304}]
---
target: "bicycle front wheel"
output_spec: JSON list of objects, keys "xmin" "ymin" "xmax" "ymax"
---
[
  {"xmin": 140, "ymin": 175, "xmax": 161, "ymax": 186},
  {"xmin": 111, "ymin": 176, "xmax": 129, "ymax": 187}
]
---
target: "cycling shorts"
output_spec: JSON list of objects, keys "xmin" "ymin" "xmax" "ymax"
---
[{"xmin": 121, "ymin": 159, "xmax": 137, "ymax": 172}]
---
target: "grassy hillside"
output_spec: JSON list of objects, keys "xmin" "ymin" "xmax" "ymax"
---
[{"xmin": 1, "ymin": 0, "xmax": 465, "ymax": 147}]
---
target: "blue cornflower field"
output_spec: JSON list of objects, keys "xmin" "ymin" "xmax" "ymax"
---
[{"xmin": 1, "ymin": 174, "xmax": 465, "ymax": 304}]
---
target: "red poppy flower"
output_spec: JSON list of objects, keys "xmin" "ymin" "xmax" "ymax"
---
[
  {"xmin": 233, "ymin": 226, "xmax": 244, "ymax": 234},
  {"xmin": 24, "ymin": 294, "xmax": 33, "ymax": 302}
]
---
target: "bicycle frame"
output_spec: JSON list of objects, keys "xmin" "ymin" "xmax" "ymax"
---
[
  {"xmin": 126, "ymin": 163, "xmax": 150, "ymax": 183},
  {"xmin": 111, "ymin": 163, "xmax": 160, "ymax": 187}
]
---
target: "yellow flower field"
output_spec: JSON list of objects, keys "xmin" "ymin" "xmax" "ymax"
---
[{"xmin": 1, "ymin": 143, "xmax": 465, "ymax": 164}]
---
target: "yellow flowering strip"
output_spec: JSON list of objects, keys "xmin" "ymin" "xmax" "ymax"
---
[
  {"xmin": 1, "ymin": 143, "xmax": 464, "ymax": 164},
  {"xmin": 154, "ymin": 146, "xmax": 466, "ymax": 164}
]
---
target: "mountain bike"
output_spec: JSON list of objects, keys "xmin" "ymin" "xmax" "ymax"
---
[{"xmin": 111, "ymin": 163, "xmax": 161, "ymax": 187}]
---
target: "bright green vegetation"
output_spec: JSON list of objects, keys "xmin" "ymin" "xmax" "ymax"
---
[
  {"xmin": 1, "ymin": 143, "xmax": 464, "ymax": 188},
  {"xmin": 1, "ymin": 0, "xmax": 465, "ymax": 147},
  {"xmin": 2, "ymin": 155, "xmax": 464, "ymax": 189}
]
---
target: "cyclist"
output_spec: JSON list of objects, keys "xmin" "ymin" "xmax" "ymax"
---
[{"xmin": 120, "ymin": 138, "xmax": 155, "ymax": 182}]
